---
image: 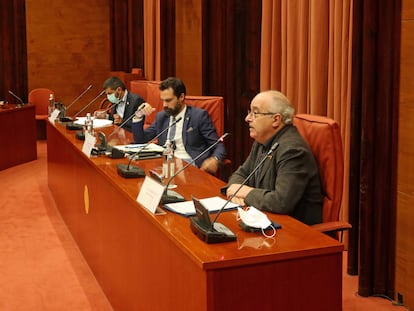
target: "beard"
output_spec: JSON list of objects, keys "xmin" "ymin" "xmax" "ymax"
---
[{"xmin": 164, "ymin": 102, "xmax": 182, "ymax": 116}]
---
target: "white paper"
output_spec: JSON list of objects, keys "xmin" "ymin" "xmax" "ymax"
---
[
  {"xmin": 137, "ymin": 176, "xmax": 166, "ymax": 215},
  {"xmin": 116, "ymin": 143, "xmax": 164, "ymax": 154},
  {"xmin": 48, "ymin": 109, "xmax": 60, "ymax": 123},
  {"xmin": 74, "ymin": 117, "xmax": 113, "ymax": 128},
  {"xmin": 164, "ymin": 196, "xmax": 240, "ymax": 216},
  {"xmin": 82, "ymin": 132, "xmax": 96, "ymax": 157}
]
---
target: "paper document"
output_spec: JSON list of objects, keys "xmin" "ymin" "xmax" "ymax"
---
[
  {"xmin": 115, "ymin": 143, "xmax": 164, "ymax": 154},
  {"xmin": 164, "ymin": 196, "xmax": 240, "ymax": 216}
]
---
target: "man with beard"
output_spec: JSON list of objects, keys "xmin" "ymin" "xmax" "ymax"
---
[{"xmin": 131, "ymin": 77, "xmax": 226, "ymax": 175}]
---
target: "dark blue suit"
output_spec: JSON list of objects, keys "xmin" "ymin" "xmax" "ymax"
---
[
  {"xmin": 131, "ymin": 105, "xmax": 226, "ymax": 167},
  {"xmin": 110, "ymin": 91, "xmax": 145, "ymax": 131}
]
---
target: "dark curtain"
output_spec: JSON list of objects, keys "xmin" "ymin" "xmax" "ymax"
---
[
  {"xmin": 109, "ymin": 0, "xmax": 144, "ymax": 72},
  {"xmin": 202, "ymin": 0, "xmax": 262, "ymax": 172},
  {"xmin": 0, "ymin": 0, "xmax": 28, "ymax": 103},
  {"xmin": 348, "ymin": 0, "xmax": 401, "ymax": 297}
]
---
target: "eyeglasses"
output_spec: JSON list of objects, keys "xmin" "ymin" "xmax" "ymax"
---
[{"xmin": 247, "ymin": 110, "xmax": 276, "ymax": 119}]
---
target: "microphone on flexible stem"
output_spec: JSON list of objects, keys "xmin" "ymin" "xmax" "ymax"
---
[
  {"xmin": 8, "ymin": 91, "xmax": 24, "ymax": 108},
  {"xmin": 189, "ymin": 141, "xmax": 279, "ymax": 243},
  {"xmin": 59, "ymin": 84, "xmax": 93, "ymax": 122},
  {"xmin": 116, "ymin": 115, "xmax": 183, "ymax": 178},
  {"xmin": 161, "ymin": 133, "xmax": 230, "ymax": 204},
  {"xmin": 66, "ymin": 90, "xmax": 105, "ymax": 130}
]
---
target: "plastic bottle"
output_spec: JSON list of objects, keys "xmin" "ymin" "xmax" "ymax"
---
[
  {"xmin": 48, "ymin": 94, "xmax": 55, "ymax": 116},
  {"xmin": 85, "ymin": 112, "xmax": 93, "ymax": 134},
  {"xmin": 162, "ymin": 140, "xmax": 175, "ymax": 179}
]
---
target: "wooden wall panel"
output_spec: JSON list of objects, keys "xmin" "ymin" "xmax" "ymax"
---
[
  {"xmin": 175, "ymin": 0, "xmax": 202, "ymax": 95},
  {"xmin": 396, "ymin": 0, "xmax": 414, "ymax": 308},
  {"xmin": 25, "ymin": 0, "xmax": 110, "ymax": 114}
]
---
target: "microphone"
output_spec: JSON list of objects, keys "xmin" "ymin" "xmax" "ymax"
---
[
  {"xmin": 116, "ymin": 115, "xmax": 183, "ymax": 178},
  {"xmin": 66, "ymin": 90, "xmax": 105, "ymax": 130},
  {"xmin": 59, "ymin": 84, "xmax": 93, "ymax": 122},
  {"xmin": 161, "ymin": 133, "xmax": 230, "ymax": 204},
  {"xmin": 189, "ymin": 141, "xmax": 279, "ymax": 243},
  {"xmin": 114, "ymin": 102, "xmax": 145, "ymax": 129},
  {"xmin": 8, "ymin": 90, "xmax": 24, "ymax": 107},
  {"xmin": 73, "ymin": 89, "xmax": 105, "ymax": 118}
]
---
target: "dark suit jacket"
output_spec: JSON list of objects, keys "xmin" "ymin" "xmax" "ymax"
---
[
  {"xmin": 227, "ymin": 124, "xmax": 322, "ymax": 225},
  {"xmin": 131, "ymin": 105, "xmax": 226, "ymax": 167},
  {"xmin": 110, "ymin": 91, "xmax": 144, "ymax": 131}
]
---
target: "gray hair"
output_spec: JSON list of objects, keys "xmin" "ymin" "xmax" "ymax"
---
[{"xmin": 266, "ymin": 90, "xmax": 295, "ymax": 124}]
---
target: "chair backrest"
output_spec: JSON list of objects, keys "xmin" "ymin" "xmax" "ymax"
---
[
  {"xmin": 130, "ymin": 80, "xmax": 162, "ymax": 125},
  {"xmin": 28, "ymin": 88, "xmax": 54, "ymax": 116},
  {"xmin": 293, "ymin": 114, "xmax": 344, "ymax": 224},
  {"xmin": 130, "ymin": 80, "xmax": 225, "ymax": 135},
  {"xmin": 185, "ymin": 96, "xmax": 224, "ymax": 136}
]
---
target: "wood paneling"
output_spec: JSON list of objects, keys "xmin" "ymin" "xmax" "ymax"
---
[
  {"xmin": 25, "ymin": 0, "xmax": 110, "ymax": 115},
  {"xmin": 402, "ymin": 0, "xmax": 414, "ymax": 19},
  {"xmin": 396, "ymin": 2, "xmax": 414, "ymax": 306},
  {"xmin": 175, "ymin": 0, "xmax": 202, "ymax": 95}
]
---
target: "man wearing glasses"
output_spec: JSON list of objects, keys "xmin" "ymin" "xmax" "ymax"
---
[{"xmin": 225, "ymin": 90, "xmax": 322, "ymax": 225}]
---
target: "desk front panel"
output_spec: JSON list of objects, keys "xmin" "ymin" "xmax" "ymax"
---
[
  {"xmin": 47, "ymin": 122, "xmax": 343, "ymax": 311},
  {"xmin": 0, "ymin": 104, "xmax": 37, "ymax": 170}
]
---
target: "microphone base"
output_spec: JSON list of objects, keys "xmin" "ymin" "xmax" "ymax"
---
[
  {"xmin": 108, "ymin": 147, "xmax": 125, "ymax": 159},
  {"xmin": 116, "ymin": 163, "xmax": 145, "ymax": 178},
  {"xmin": 59, "ymin": 117, "xmax": 73, "ymax": 123},
  {"xmin": 161, "ymin": 190, "xmax": 185, "ymax": 204},
  {"xmin": 66, "ymin": 123, "xmax": 84, "ymax": 130},
  {"xmin": 75, "ymin": 130, "xmax": 85, "ymax": 140},
  {"xmin": 189, "ymin": 218, "xmax": 237, "ymax": 244}
]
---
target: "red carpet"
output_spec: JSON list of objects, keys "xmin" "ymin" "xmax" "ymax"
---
[{"xmin": 0, "ymin": 141, "xmax": 406, "ymax": 310}]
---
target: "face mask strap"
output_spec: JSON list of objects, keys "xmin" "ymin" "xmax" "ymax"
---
[{"xmin": 261, "ymin": 224, "xmax": 276, "ymax": 238}]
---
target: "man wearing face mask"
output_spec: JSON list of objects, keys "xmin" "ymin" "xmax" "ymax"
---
[
  {"xmin": 225, "ymin": 90, "xmax": 322, "ymax": 225},
  {"xmin": 96, "ymin": 76, "xmax": 145, "ymax": 131},
  {"xmin": 131, "ymin": 77, "xmax": 226, "ymax": 175}
]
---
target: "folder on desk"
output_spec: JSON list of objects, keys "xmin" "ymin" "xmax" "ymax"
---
[{"xmin": 163, "ymin": 196, "xmax": 240, "ymax": 217}]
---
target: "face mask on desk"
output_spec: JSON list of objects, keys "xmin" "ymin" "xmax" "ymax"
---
[{"xmin": 237, "ymin": 206, "xmax": 276, "ymax": 238}]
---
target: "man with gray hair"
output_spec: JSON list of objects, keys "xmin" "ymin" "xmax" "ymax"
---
[{"xmin": 226, "ymin": 90, "xmax": 322, "ymax": 225}]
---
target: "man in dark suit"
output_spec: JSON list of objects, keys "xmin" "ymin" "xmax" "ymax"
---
[
  {"xmin": 131, "ymin": 77, "xmax": 226, "ymax": 175},
  {"xmin": 226, "ymin": 90, "xmax": 322, "ymax": 225},
  {"xmin": 98, "ymin": 76, "xmax": 145, "ymax": 131}
]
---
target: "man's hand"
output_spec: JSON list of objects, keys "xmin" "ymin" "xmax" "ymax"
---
[
  {"xmin": 135, "ymin": 102, "xmax": 156, "ymax": 119},
  {"xmin": 226, "ymin": 184, "xmax": 253, "ymax": 203},
  {"xmin": 113, "ymin": 113, "xmax": 122, "ymax": 125},
  {"xmin": 94, "ymin": 109, "xmax": 107, "ymax": 119},
  {"xmin": 200, "ymin": 157, "xmax": 220, "ymax": 175}
]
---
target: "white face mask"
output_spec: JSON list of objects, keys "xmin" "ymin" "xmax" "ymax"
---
[{"xmin": 237, "ymin": 206, "xmax": 276, "ymax": 238}]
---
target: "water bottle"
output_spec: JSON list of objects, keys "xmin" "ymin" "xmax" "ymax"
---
[
  {"xmin": 48, "ymin": 94, "xmax": 55, "ymax": 116},
  {"xmin": 85, "ymin": 112, "xmax": 93, "ymax": 134},
  {"xmin": 162, "ymin": 140, "xmax": 175, "ymax": 179}
]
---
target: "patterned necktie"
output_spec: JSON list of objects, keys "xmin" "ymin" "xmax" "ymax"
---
[{"xmin": 168, "ymin": 116, "xmax": 176, "ymax": 141}]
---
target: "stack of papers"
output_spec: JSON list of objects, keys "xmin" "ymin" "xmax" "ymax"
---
[{"xmin": 164, "ymin": 196, "xmax": 240, "ymax": 216}]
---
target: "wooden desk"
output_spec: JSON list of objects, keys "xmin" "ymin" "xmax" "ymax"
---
[
  {"xmin": 0, "ymin": 104, "xmax": 37, "ymax": 170},
  {"xmin": 47, "ymin": 121, "xmax": 343, "ymax": 311}
]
